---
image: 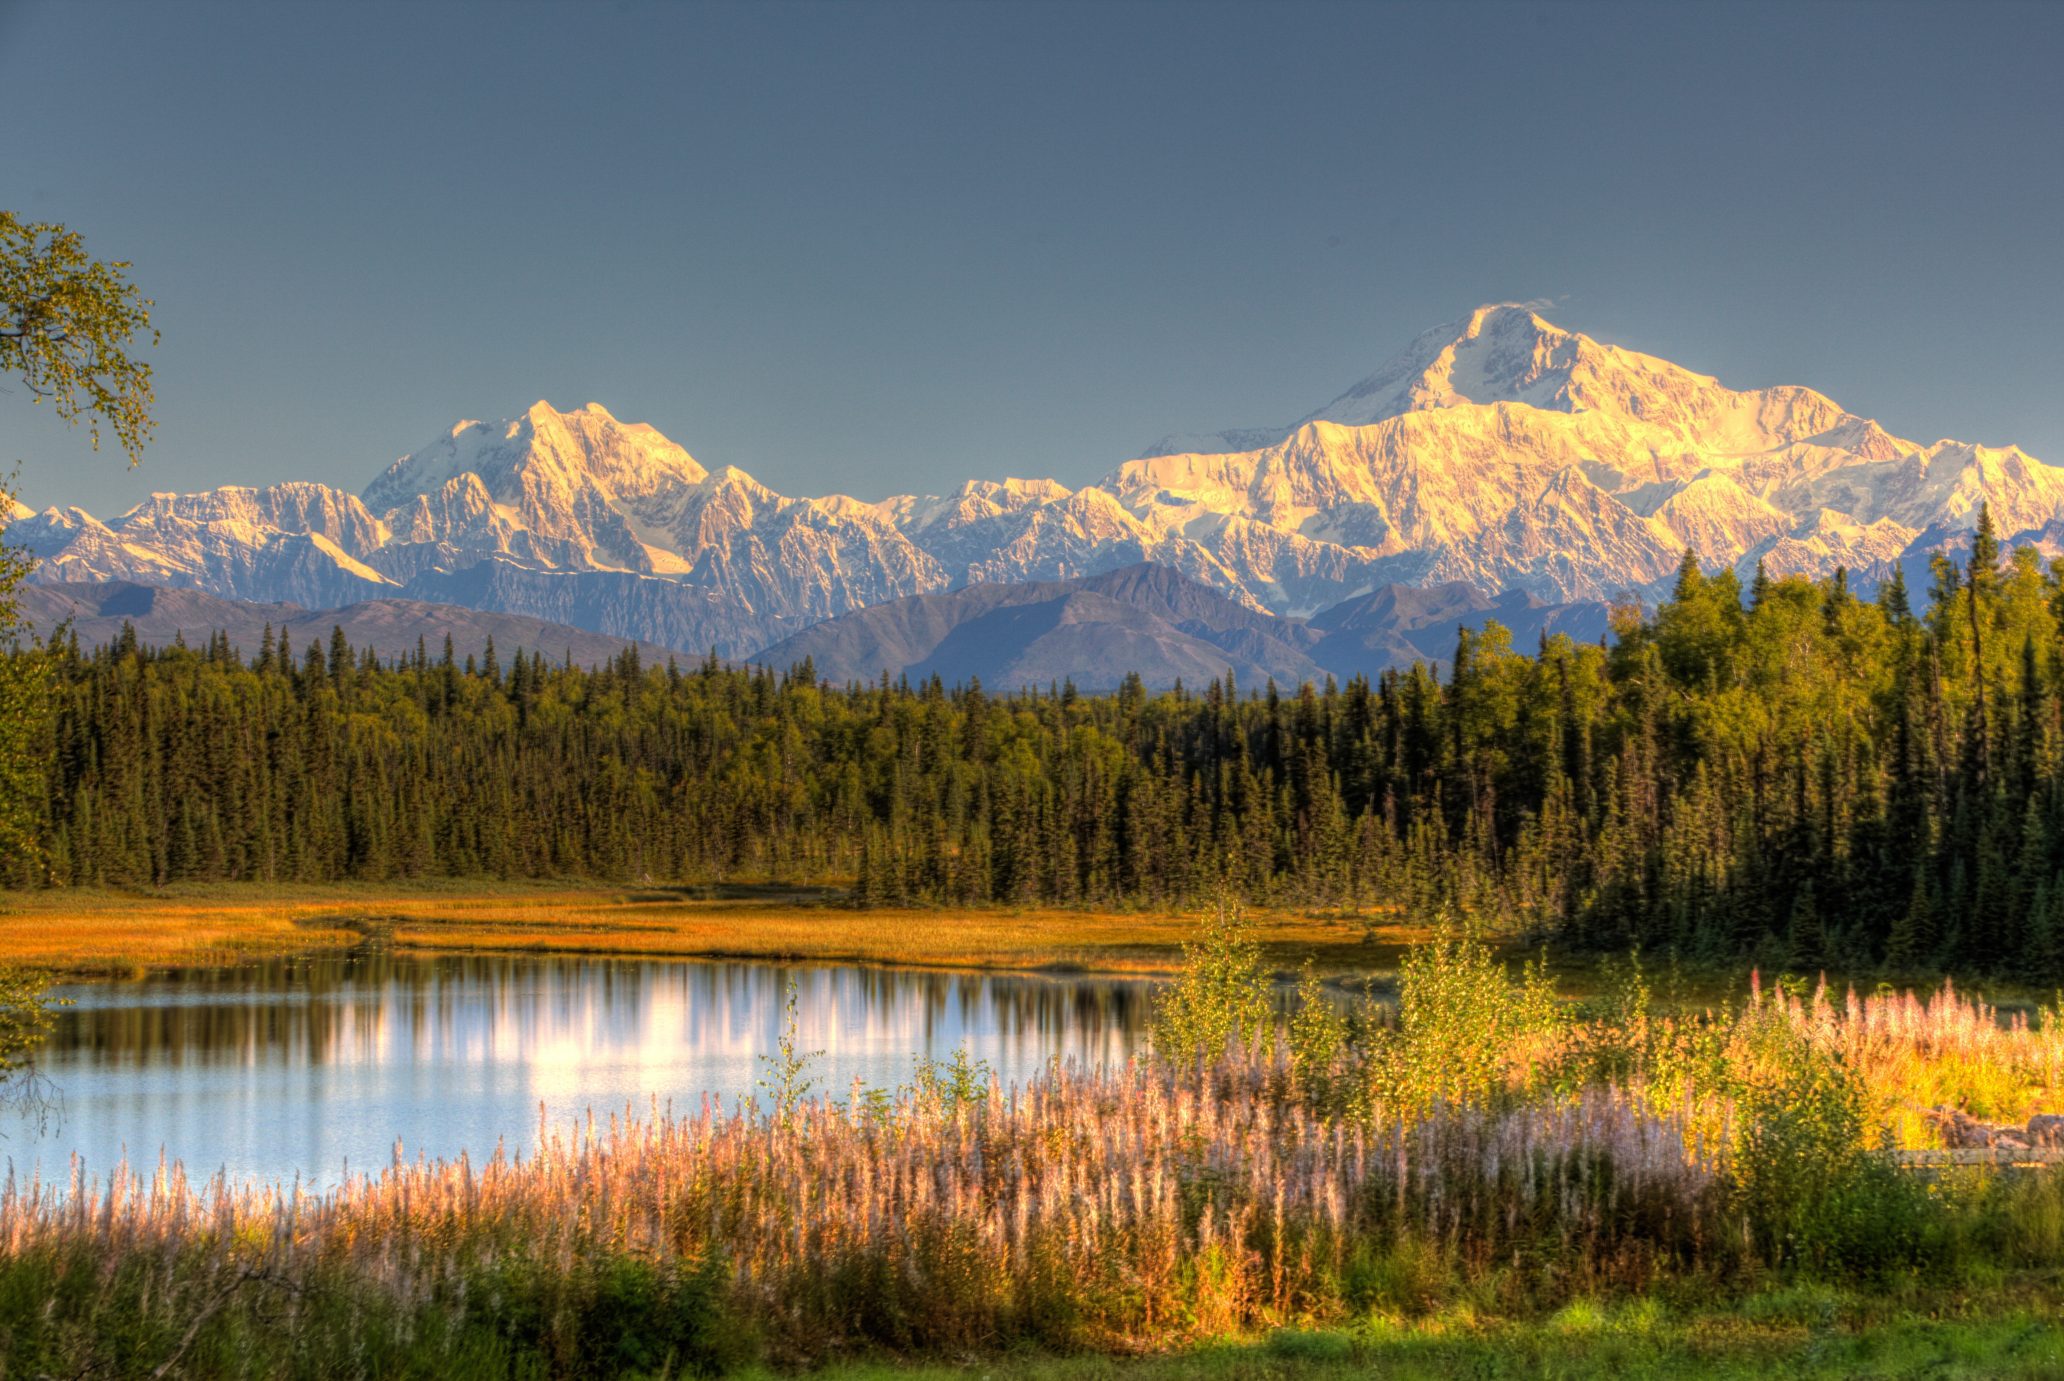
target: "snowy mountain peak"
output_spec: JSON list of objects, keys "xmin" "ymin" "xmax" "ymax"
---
[
  {"xmin": 19, "ymin": 309, "xmax": 2064, "ymax": 661},
  {"xmin": 1306, "ymin": 301, "xmax": 1758, "ymax": 430},
  {"xmin": 1252, "ymin": 305, "xmax": 1857, "ymax": 463},
  {"xmin": 1298, "ymin": 303, "xmax": 1556, "ymax": 426},
  {"xmin": 368, "ymin": 399, "xmax": 708, "ymax": 513},
  {"xmin": 529, "ymin": 398, "xmax": 614, "ymax": 421},
  {"xmin": 1147, "ymin": 304, "xmax": 1865, "ymax": 465}
]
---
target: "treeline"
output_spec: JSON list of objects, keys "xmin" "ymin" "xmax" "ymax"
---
[{"xmin": 11, "ymin": 506, "xmax": 2064, "ymax": 977}]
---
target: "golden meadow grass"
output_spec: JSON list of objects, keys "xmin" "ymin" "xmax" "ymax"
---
[
  {"xmin": 2, "ymin": 953, "xmax": 2061, "ymax": 1376},
  {"xmin": 0, "ymin": 883, "xmax": 1420, "ymax": 977},
  {"xmin": 1751, "ymin": 976, "xmax": 2064, "ymax": 1139},
  {"xmin": 0, "ymin": 891, "xmax": 362, "ymax": 975}
]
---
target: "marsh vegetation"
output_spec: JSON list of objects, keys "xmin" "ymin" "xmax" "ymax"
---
[{"xmin": 0, "ymin": 909, "xmax": 2059, "ymax": 1376}]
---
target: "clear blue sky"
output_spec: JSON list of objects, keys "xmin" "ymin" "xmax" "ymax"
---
[{"xmin": 3, "ymin": 0, "xmax": 2061, "ymax": 516}]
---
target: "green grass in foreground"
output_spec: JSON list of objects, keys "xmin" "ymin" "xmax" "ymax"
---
[{"xmin": 816, "ymin": 1285, "xmax": 2064, "ymax": 1380}]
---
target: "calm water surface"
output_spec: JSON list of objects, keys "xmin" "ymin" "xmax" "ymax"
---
[{"xmin": 4, "ymin": 950, "xmax": 1168, "ymax": 1189}]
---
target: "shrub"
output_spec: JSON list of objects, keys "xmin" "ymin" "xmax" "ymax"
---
[
  {"xmin": 1151, "ymin": 893, "xmax": 1273, "ymax": 1061},
  {"xmin": 912, "ymin": 1044, "xmax": 994, "ymax": 1112},
  {"xmin": 1358, "ymin": 925, "xmax": 1561, "ymax": 1120},
  {"xmin": 1723, "ymin": 1002, "xmax": 1928, "ymax": 1273},
  {"xmin": 757, "ymin": 976, "xmax": 821, "ymax": 1121},
  {"xmin": 1287, "ymin": 959, "xmax": 1350, "ymax": 1111}
]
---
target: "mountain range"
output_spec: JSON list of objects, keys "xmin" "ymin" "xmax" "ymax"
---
[
  {"xmin": 761, "ymin": 564, "xmax": 1611, "ymax": 689},
  {"xmin": 12, "ymin": 581, "xmax": 642, "ymax": 667},
  {"xmin": 7, "ymin": 304, "xmax": 2060, "ymax": 682}
]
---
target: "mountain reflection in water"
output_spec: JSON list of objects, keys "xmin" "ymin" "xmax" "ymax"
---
[{"xmin": 5, "ymin": 951, "xmax": 1173, "ymax": 1190}]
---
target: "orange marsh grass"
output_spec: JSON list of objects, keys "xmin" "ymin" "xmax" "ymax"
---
[
  {"xmin": 0, "ymin": 882, "xmax": 1421, "ymax": 977},
  {"xmin": 387, "ymin": 904, "xmax": 1412, "ymax": 975},
  {"xmin": 0, "ymin": 896, "xmax": 359, "ymax": 976}
]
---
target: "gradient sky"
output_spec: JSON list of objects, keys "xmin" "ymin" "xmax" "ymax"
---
[{"xmin": 3, "ymin": 0, "xmax": 2061, "ymax": 517}]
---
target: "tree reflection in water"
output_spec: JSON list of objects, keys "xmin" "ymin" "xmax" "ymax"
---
[{"xmin": 4, "ymin": 950, "xmax": 1299, "ymax": 1190}]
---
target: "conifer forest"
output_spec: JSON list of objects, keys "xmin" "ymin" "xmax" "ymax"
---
[{"xmin": 15, "ymin": 511, "xmax": 2064, "ymax": 981}]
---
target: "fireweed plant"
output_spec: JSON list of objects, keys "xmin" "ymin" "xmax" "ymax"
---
[{"xmin": 0, "ymin": 912, "xmax": 2061, "ymax": 1375}]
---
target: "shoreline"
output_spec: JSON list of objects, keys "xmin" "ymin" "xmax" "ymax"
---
[
  {"xmin": 0, "ymin": 882, "xmax": 1423, "ymax": 982},
  {"xmin": 6, "ymin": 883, "xmax": 2043, "ymax": 1009}
]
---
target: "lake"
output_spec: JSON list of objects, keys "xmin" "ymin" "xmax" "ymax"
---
[{"xmin": 2, "ymin": 949, "xmax": 1175, "ymax": 1190}]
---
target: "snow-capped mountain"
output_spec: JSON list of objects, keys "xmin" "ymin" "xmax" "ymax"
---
[
  {"xmin": 10, "ymin": 305, "xmax": 2062, "ymax": 659},
  {"xmin": 1117, "ymin": 304, "xmax": 2064, "ymax": 605}
]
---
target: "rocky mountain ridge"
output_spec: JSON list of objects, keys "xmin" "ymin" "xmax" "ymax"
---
[
  {"xmin": 14, "ymin": 580, "xmax": 644, "ymax": 667},
  {"xmin": 10, "ymin": 305, "xmax": 2060, "ymax": 660},
  {"xmin": 757, "ymin": 563, "xmax": 1613, "ymax": 689}
]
